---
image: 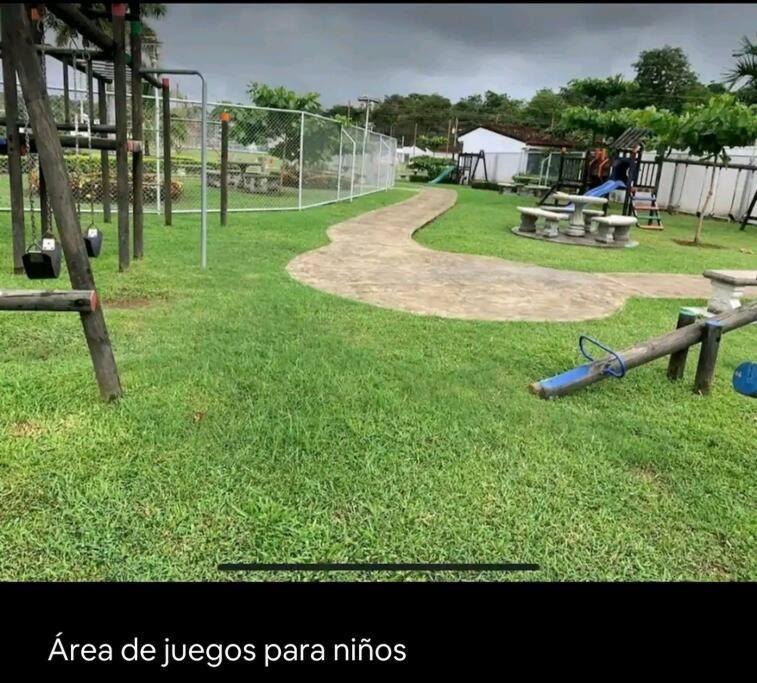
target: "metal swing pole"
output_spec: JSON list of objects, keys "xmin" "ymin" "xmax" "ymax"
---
[{"xmin": 141, "ymin": 68, "xmax": 207, "ymax": 269}]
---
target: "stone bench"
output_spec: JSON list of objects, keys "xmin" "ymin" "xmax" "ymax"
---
[
  {"xmin": 207, "ymin": 169, "xmax": 244, "ymax": 189},
  {"xmin": 522, "ymin": 184, "xmax": 551, "ymax": 198},
  {"xmin": 591, "ymin": 215, "xmax": 637, "ymax": 244},
  {"xmin": 498, "ymin": 181, "xmax": 523, "ymax": 195},
  {"xmin": 239, "ymin": 174, "xmax": 282, "ymax": 194},
  {"xmin": 703, "ymin": 270, "xmax": 757, "ymax": 313},
  {"xmin": 582, "ymin": 209, "xmax": 605, "ymax": 232},
  {"xmin": 517, "ymin": 206, "xmax": 568, "ymax": 238},
  {"xmin": 541, "ymin": 207, "xmax": 605, "ymax": 232}
]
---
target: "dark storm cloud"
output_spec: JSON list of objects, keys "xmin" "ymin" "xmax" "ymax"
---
[{"xmin": 147, "ymin": 3, "xmax": 755, "ymax": 105}]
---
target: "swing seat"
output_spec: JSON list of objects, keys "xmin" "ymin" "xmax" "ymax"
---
[
  {"xmin": 83, "ymin": 227, "xmax": 103, "ymax": 258},
  {"xmin": 22, "ymin": 236, "xmax": 62, "ymax": 280}
]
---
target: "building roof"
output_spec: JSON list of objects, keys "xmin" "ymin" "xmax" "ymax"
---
[
  {"xmin": 611, "ymin": 127, "xmax": 652, "ymax": 151},
  {"xmin": 458, "ymin": 123, "xmax": 575, "ymax": 148}
]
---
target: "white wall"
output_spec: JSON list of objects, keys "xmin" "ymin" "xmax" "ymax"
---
[
  {"xmin": 470, "ymin": 152, "xmax": 528, "ymax": 183},
  {"xmin": 459, "ymin": 128, "xmax": 525, "ymax": 155},
  {"xmin": 651, "ymin": 150, "xmax": 757, "ymax": 219}
]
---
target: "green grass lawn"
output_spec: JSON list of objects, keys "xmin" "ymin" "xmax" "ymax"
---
[
  {"xmin": 415, "ymin": 184, "xmax": 757, "ymax": 273},
  {"xmin": 0, "ymin": 185, "xmax": 755, "ymax": 581},
  {"xmin": 174, "ymin": 148, "xmax": 278, "ymax": 167},
  {"xmin": 0, "ymin": 172, "xmax": 384, "ymax": 214}
]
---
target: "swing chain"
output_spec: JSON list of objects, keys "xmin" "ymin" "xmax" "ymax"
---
[
  {"xmin": 71, "ymin": 40, "xmax": 82, "ymax": 219},
  {"xmin": 22, "ymin": 96, "xmax": 38, "ymax": 245},
  {"xmin": 38, "ymin": 33, "xmax": 53, "ymax": 237},
  {"xmin": 85, "ymin": 52, "xmax": 96, "ymax": 227}
]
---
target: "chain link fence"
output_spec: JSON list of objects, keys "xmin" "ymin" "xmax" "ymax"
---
[
  {"xmin": 162, "ymin": 99, "xmax": 396, "ymax": 213},
  {"xmin": 0, "ymin": 80, "xmax": 397, "ymax": 217}
]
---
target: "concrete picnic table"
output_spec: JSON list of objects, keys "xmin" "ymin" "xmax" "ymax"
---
[
  {"xmin": 554, "ymin": 192, "xmax": 608, "ymax": 236},
  {"xmin": 703, "ymin": 269, "xmax": 757, "ymax": 313}
]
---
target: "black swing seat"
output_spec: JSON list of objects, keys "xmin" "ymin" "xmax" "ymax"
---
[
  {"xmin": 22, "ymin": 236, "xmax": 62, "ymax": 279},
  {"xmin": 83, "ymin": 227, "xmax": 103, "ymax": 258}
]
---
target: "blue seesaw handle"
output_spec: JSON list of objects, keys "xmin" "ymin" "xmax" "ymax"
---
[{"xmin": 578, "ymin": 335, "xmax": 627, "ymax": 379}]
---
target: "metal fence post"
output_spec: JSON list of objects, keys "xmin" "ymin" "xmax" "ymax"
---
[
  {"xmin": 298, "ymin": 111, "xmax": 305, "ymax": 210},
  {"xmin": 154, "ymin": 87, "xmax": 161, "ymax": 213},
  {"xmin": 378, "ymin": 135, "xmax": 384, "ymax": 190},
  {"xmin": 341, "ymin": 127, "xmax": 356, "ymax": 203},
  {"xmin": 199, "ymin": 77, "xmax": 208, "ymax": 269},
  {"xmin": 337, "ymin": 126, "xmax": 343, "ymax": 201},
  {"xmin": 384, "ymin": 137, "xmax": 390, "ymax": 190},
  {"xmin": 360, "ymin": 125, "xmax": 367, "ymax": 195}
]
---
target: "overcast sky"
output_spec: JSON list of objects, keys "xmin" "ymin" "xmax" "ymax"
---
[{"xmin": 145, "ymin": 4, "xmax": 756, "ymax": 106}]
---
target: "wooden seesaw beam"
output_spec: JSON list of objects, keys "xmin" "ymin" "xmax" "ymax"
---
[
  {"xmin": 530, "ymin": 302, "xmax": 757, "ymax": 399},
  {"xmin": 0, "ymin": 289, "xmax": 97, "ymax": 312}
]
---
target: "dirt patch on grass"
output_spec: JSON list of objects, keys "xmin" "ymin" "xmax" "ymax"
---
[
  {"xmin": 10, "ymin": 420, "xmax": 44, "ymax": 437},
  {"xmin": 107, "ymin": 297, "xmax": 155, "ymax": 310},
  {"xmin": 631, "ymin": 463, "xmax": 669, "ymax": 493},
  {"xmin": 672, "ymin": 239, "xmax": 726, "ymax": 249}
]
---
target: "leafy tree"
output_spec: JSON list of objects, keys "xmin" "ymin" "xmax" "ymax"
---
[
  {"xmin": 557, "ymin": 106, "xmax": 639, "ymax": 143},
  {"xmin": 168, "ymin": 104, "xmax": 189, "ymax": 154},
  {"xmin": 628, "ymin": 107, "xmax": 682, "ymax": 158},
  {"xmin": 44, "ymin": 3, "xmax": 168, "ymax": 47},
  {"xmin": 324, "ymin": 104, "xmax": 352, "ymax": 120},
  {"xmin": 724, "ymin": 35, "xmax": 757, "ymax": 105},
  {"xmin": 377, "ymin": 93, "xmax": 452, "ymax": 141},
  {"xmin": 333, "ymin": 114, "xmax": 354, "ymax": 128},
  {"xmin": 480, "ymin": 90, "xmax": 524, "ymax": 123},
  {"xmin": 407, "ymin": 155, "xmax": 450, "ymax": 179},
  {"xmin": 560, "ymin": 75, "xmax": 636, "ymax": 110},
  {"xmin": 669, "ymin": 94, "xmax": 757, "ymax": 243},
  {"xmin": 247, "ymin": 82, "xmax": 321, "ymax": 113},
  {"xmin": 417, "ymin": 134, "xmax": 447, "ymax": 150},
  {"xmin": 451, "ymin": 93, "xmax": 483, "ymax": 119},
  {"xmin": 520, "ymin": 89, "xmax": 566, "ymax": 129},
  {"xmin": 632, "ymin": 46, "xmax": 702, "ymax": 112},
  {"xmin": 216, "ymin": 84, "xmax": 337, "ymax": 169}
]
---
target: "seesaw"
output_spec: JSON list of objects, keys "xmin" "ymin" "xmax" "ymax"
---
[{"xmin": 530, "ymin": 302, "xmax": 757, "ymax": 399}]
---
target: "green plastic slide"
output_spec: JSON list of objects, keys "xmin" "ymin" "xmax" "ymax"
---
[{"xmin": 428, "ymin": 165, "xmax": 455, "ymax": 185}]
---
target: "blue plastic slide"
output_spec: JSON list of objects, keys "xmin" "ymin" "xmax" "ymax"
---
[
  {"xmin": 584, "ymin": 179, "xmax": 626, "ymax": 198},
  {"xmin": 428, "ymin": 166, "xmax": 455, "ymax": 185},
  {"xmin": 561, "ymin": 179, "xmax": 626, "ymax": 209}
]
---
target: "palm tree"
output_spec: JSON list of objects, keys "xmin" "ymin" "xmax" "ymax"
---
[
  {"xmin": 44, "ymin": 3, "xmax": 167, "ymax": 57},
  {"xmin": 724, "ymin": 35, "xmax": 757, "ymax": 103}
]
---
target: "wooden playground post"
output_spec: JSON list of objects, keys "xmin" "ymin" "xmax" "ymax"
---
[
  {"xmin": 112, "ymin": 2, "xmax": 130, "ymax": 272},
  {"xmin": 97, "ymin": 78, "xmax": 111, "ymax": 222},
  {"xmin": 693, "ymin": 320, "xmax": 723, "ymax": 395},
  {"xmin": 39, "ymin": 166, "xmax": 50, "ymax": 234},
  {"xmin": 3, "ymin": 2, "xmax": 122, "ymax": 400},
  {"xmin": 130, "ymin": 3, "xmax": 144, "ymax": 259},
  {"xmin": 220, "ymin": 111, "xmax": 229, "ymax": 226},
  {"xmin": 666, "ymin": 309, "xmax": 698, "ymax": 380},
  {"xmin": 161, "ymin": 78, "xmax": 172, "ymax": 226},
  {"xmin": 1, "ymin": 15, "xmax": 26, "ymax": 274},
  {"xmin": 62, "ymin": 59, "xmax": 70, "ymax": 123}
]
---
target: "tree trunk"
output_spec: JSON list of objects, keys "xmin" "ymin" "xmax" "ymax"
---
[{"xmin": 694, "ymin": 164, "xmax": 718, "ymax": 244}]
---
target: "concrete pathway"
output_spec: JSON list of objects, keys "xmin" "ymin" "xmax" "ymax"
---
[{"xmin": 286, "ymin": 188, "xmax": 712, "ymax": 322}]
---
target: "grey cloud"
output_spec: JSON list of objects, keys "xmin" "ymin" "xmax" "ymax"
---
[{"xmin": 142, "ymin": 4, "xmax": 754, "ymax": 106}]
